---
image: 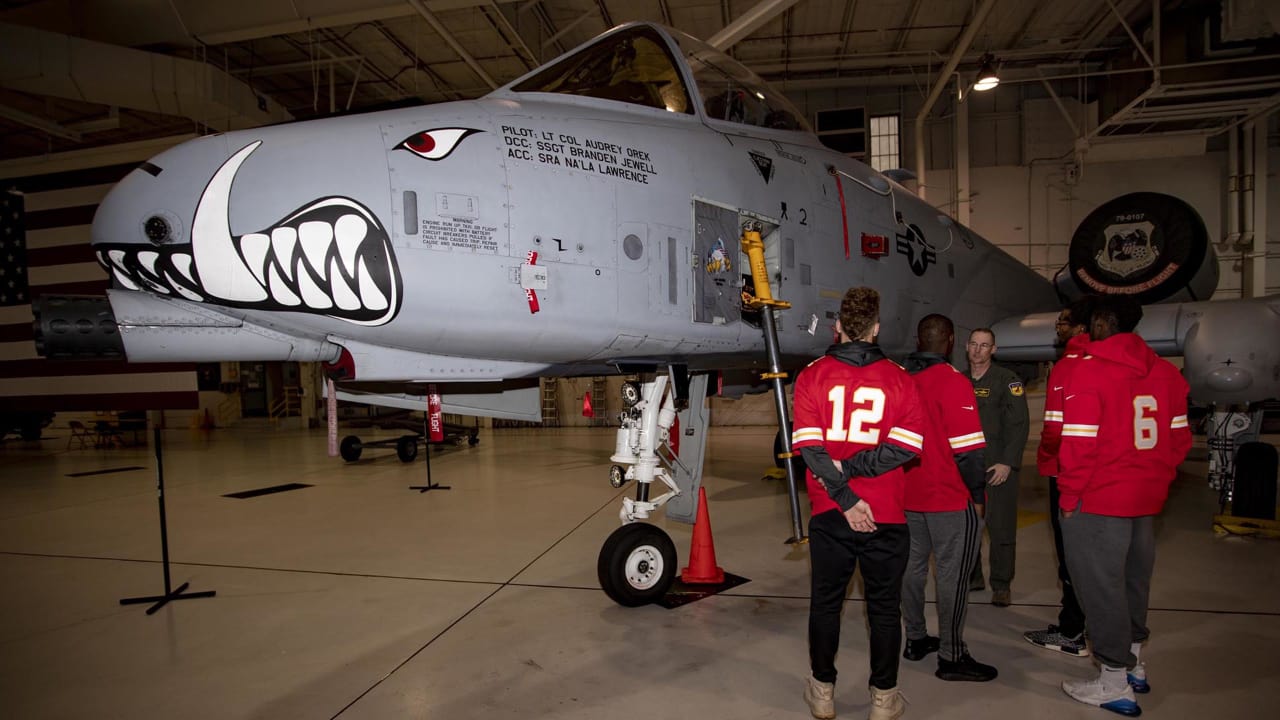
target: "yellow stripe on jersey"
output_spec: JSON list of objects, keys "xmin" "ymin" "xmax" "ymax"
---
[
  {"xmin": 1170, "ymin": 415, "xmax": 1188, "ymax": 429},
  {"xmin": 948, "ymin": 431, "xmax": 986, "ymax": 450},
  {"xmin": 1044, "ymin": 410, "xmax": 1064, "ymax": 423},
  {"xmin": 1062, "ymin": 423, "xmax": 1099, "ymax": 438},
  {"xmin": 792, "ymin": 427, "xmax": 824, "ymax": 444},
  {"xmin": 887, "ymin": 426, "xmax": 924, "ymax": 451}
]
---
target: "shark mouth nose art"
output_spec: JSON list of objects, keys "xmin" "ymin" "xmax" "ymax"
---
[{"xmin": 96, "ymin": 140, "xmax": 403, "ymax": 326}]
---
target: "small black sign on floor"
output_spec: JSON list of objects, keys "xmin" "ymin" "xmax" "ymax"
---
[
  {"xmin": 223, "ymin": 483, "xmax": 313, "ymax": 499},
  {"xmin": 657, "ymin": 572, "xmax": 751, "ymax": 609},
  {"xmin": 65, "ymin": 466, "xmax": 146, "ymax": 478}
]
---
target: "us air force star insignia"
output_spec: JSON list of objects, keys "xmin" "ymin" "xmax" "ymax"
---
[{"xmin": 1009, "ymin": 382, "xmax": 1024, "ymax": 397}]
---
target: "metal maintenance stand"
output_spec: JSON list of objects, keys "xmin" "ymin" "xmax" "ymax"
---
[
  {"xmin": 120, "ymin": 427, "xmax": 216, "ymax": 614},
  {"xmin": 739, "ymin": 223, "xmax": 806, "ymax": 544}
]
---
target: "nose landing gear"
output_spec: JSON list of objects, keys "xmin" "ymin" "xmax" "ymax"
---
[{"xmin": 597, "ymin": 373, "xmax": 710, "ymax": 606}]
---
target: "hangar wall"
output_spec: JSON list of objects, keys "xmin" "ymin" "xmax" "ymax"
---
[{"xmin": 790, "ymin": 86, "xmax": 1280, "ymax": 299}]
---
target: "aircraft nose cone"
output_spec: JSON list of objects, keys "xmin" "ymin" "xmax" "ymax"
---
[{"xmin": 1206, "ymin": 366, "xmax": 1252, "ymax": 392}]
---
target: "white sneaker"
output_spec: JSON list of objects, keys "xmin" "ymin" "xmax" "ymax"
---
[
  {"xmin": 1062, "ymin": 675, "xmax": 1142, "ymax": 716},
  {"xmin": 1127, "ymin": 663, "xmax": 1149, "ymax": 694},
  {"xmin": 804, "ymin": 674, "xmax": 835, "ymax": 719},
  {"xmin": 868, "ymin": 685, "xmax": 905, "ymax": 720}
]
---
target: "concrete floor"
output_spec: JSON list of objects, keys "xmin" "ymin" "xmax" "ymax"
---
[{"xmin": 1, "ymin": 420, "xmax": 1278, "ymax": 719}]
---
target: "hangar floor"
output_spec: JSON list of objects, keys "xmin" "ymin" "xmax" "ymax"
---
[{"xmin": 2, "ymin": 419, "xmax": 1277, "ymax": 719}]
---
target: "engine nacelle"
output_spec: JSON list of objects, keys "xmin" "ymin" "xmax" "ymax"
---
[{"xmin": 1055, "ymin": 192, "xmax": 1218, "ymax": 304}]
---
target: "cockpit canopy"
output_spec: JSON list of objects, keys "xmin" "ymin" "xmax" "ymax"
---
[{"xmin": 508, "ymin": 23, "xmax": 810, "ymax": 134}]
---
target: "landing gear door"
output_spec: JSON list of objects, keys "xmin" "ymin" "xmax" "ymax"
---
[{"xmin": 693, "ymin": 200, "xmax": 741, "ymax": 325}]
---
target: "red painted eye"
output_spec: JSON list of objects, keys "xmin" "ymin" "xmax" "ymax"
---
[
  {"xmin": 407, "ymin": 133, "xmax": 436, "ymax": 153},
  {"xmin": 397, "ymin": 128, "xmax": 481, "ymax": 161}
]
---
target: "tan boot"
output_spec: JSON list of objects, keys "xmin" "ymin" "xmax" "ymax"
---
[
  {"xmin": 804, "ymin": 674, "xmax": 835, "ymax": 719},
  {"xmin": 868, "ymin": 685, "xmax": 905, "ymax": 720}
]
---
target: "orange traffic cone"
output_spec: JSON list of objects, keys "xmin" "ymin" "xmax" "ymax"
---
[{"xmin": 681, "ymin": 486, "xmax": 725, "ymax": 584}]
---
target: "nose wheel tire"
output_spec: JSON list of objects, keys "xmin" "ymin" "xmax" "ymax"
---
[{"xmin": 597, "ymin": 523, "xmax": 677, "ymax": 607}]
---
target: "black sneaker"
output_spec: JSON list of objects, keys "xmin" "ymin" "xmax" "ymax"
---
[
  {"xmin": 936, "ymin": 654, "xmax": 999, "ymax": 682},
  {"xmin": 903, "ymin": 635, "xmax": 939, "ymax": 661}
]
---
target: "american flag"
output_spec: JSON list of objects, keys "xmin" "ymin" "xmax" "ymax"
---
[
  {"xmin": 0, "ymin": 162, "xmax": 197, "ymax": 411},
  {"xmin": 0, "ymin": 192, "xmax": 29, "ymax": 307}
]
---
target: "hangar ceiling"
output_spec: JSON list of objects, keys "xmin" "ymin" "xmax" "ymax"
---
[{"xmin": 0, "ymin": 0, "xmax": 1277, "ymax": 162}]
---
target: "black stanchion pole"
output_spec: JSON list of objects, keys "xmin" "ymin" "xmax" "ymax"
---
[
  {"xmin": 120, "ymin": 426, "xmax": 216, "ymax": 614},
  {"xmin": 409, "ymin": 415, "xmax": 450, "ymax": 493}
]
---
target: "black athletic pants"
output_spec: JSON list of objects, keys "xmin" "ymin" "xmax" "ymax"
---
[
  {"xmin": 1049, "ymin": 476, "xmax": 1086, "ymax": 637},
  {"xmin": 809, "ymin": 510, "xmax": 910, "ymax": 690}
]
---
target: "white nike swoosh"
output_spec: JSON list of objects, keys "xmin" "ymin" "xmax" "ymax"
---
[
  {"xmin": 1053, "ymin": 386, "xmax": 1064, "ymax": 391},
  {"xmin": 962, "ymin": 406, "xmax": 974, "ymax": 410},
  {"xmin": 1065, "ymin": 394, "xmax": 1076, "ymax": 400}
]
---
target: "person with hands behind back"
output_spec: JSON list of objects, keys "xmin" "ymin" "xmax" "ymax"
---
[{"xmin": 792, "ymin": 287, "xmax": 926, "ymax": 720}]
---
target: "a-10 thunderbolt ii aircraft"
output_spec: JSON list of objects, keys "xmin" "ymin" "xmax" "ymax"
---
[{"xmin": 34, "ymin": 22, "xmax": 1279, "ymax": 606}]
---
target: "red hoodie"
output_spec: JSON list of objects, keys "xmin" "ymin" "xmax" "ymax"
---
[
  {"xmin": 1036, "ymin": 333, "xmax": 1090, "ymax": 478},
  {"xmin": 1058, "ymin": 333, "xmax": 1192, "ymax": 516},
  {"xmin": 793, "ymin": 346, "xmax": 925, "ymax": 524},
  {"xmin": 903, "ymin": 359, "xmax": 987, "ymax": 512}
]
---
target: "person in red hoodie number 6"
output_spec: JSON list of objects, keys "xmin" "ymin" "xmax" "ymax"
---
[{"xmin": 1057, "ymin": 295, "xmax": 1192, "ymax": 716}]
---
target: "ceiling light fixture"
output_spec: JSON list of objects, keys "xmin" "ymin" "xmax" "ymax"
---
[{"xmin": 973, "ymin": 53, "xmax": 999, "ymax": 91}]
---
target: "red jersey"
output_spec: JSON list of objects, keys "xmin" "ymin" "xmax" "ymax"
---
[
  {"xmin": 1036, "ymin": 333, "xmax": 1090, "ymax": 478},
  {"xmin": 1058, "ymin": 333, "xmax": 1192, "ymax": 517},
  {"xmin": 792, "ymin": 347, "xmax": 926, "ymax": 524},
  {"xmin": 903, "ymin": 360, "xmax": 987, "ymax": 512}
]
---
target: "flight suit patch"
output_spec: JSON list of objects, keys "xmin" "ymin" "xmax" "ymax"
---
[
  {"xmin": 974, "ymin": 387, "xmax": 991, "ymax": 398},
  {"xmin": 1009, "ymin": 382, "xmax": 1024, "ymax": 397}
]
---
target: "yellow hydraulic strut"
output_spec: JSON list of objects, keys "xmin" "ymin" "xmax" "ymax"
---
[{"xmin": 739, "ymin": 223, "xmax": 806, "ymax": 544}]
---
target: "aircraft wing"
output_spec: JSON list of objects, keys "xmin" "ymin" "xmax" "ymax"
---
[
  {"xmin": 333, "ymin": 380, "xmax": 542, "ymax": 422},
  {"xmin": 993, "ymin": 295, "xmax": 1280, "ymax": 407}
]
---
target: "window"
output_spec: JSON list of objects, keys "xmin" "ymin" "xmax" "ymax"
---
[
  {"xmin": 511, "ymin": 26, "xmax": 692, "ymax": 114},
  {"xmin": 814, "ymin": 107, "xmax": 865, "ymax": 157},
  {"xmin": 869, "ymin": 115, "xmax": 900, "ymax": 172},
  {"xmin": 670, "ymin": 30, "xmax": 808, "ymax": 131}
]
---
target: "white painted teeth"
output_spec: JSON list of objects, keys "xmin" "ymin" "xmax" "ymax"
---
[
  {"xmin": 298, "ymin": 262, "xmax": 332, "ymax": 309},
  {"xmin": 334, "ymin": 214, "xmax": 366, "ymax": 276},
  {"xmin": 113, "ymin": 269, "xmax": 140, "ymax": 291},
  {"xmin": 268, "ymin": 263, "xmax": 300, "ymax": 306},
  {"xmin": 299, "ymin": 221, "xmax": 332, "ymax": 281},
  {"xmin": 173, "ymin": 283, "xmax": 203, "ymax": 302},
  {"xmin": 271, "ymin": 227, "xmax": 297, "ymax": 280},
  {"xmin": 191, "ymin": 141, "xmax": 268, "ymax": 303},
  {"xmin": 357, "ymin": 258, "xmax": 388, "ymax": 311},
  {"xmin": 330, "ymin": 257, "xmax": 361, "ymax": 311},
  {"xmin": 138, "ymin": 251, "xmax": 159, "ymax": 277},
  {"xmin": 240, "ymin": 233, "xmax": 270, "ymax": 285},
  {"xmin": 108, "ymin": 142, "xmax": 396, "ymax": 322},
  {"xmin": 171, "ymin": 254, "xmax": 195, "ymax": 284}
]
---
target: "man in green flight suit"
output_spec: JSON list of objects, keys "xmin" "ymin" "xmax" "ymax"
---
[{"xmin": 965, "ymin": 327, "xmax": 1030, "ymax": 607}]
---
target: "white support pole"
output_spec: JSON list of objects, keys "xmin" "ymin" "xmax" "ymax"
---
[
  {"xmin": 1244, "ymin": 120, "xmax": 1268, "ymax": 298},
  {"xmin": 955, "ymin": 76, "xmax": 970, "ymax": 225},
  {"xmin": 913, "ymin": 0, "xmax": 999, "ymax": 201},
  {"xmin": 1226, "ymin": 125, "xmax": 1240, "ymax": 246}
]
